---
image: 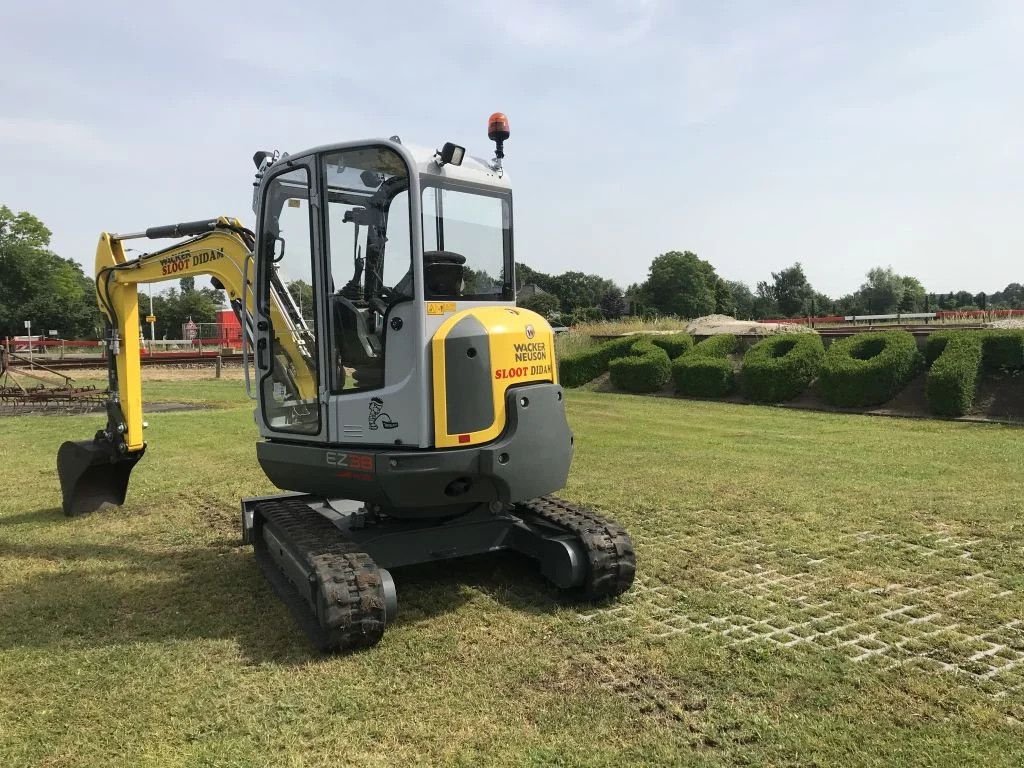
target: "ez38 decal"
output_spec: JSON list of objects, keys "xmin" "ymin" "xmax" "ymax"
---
[{"xmin": 325, "ymin": 451, "xmax": 374, "ymax": 481}]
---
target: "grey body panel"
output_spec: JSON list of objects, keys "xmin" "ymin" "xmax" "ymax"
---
[
  {"xmin": 326, "ymin": 300, "xmax": 421, "ymax": 446},
  {"xmin": 443, "ymin": 314, "xmax": 494, "ymax": 435},
  {"xmin": 257, "ymin": 383, "xmax": 572, "ymax": 517}
]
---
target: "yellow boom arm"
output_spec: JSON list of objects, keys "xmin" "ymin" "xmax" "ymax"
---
[{"xmin": 95, "ymin": 216, "xmax": 314, "ymax": 452}]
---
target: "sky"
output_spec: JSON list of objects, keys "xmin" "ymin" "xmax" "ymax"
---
[{"xmin": 1, "ymin": 0, "xmax": 1021, "ymax": 299}]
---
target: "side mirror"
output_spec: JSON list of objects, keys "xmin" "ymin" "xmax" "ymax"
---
[{"xmin": 436, "ymin": 142, "xmax": 465, "ymax": 167}]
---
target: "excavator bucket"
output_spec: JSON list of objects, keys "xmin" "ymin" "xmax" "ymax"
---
[{"xmin": 56, "ymin": 440, "xmax": 145, "ymax": 517}]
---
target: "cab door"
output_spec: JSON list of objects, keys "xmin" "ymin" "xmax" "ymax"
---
[
  {"xmin": 253, "ymin": 157, "xmax": 328, "ymax": 442},
  {"xmin": 318, "ymin": 143, "xmax": 428, "ymax": 448}
]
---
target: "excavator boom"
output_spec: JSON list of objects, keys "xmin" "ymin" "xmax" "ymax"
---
[{"xmin": 57, "ymin": 217, "xmax": 312, "ymax": 516}]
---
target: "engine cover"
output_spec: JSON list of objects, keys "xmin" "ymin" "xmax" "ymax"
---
[{"xmin": 430, "ymin": 306, "xmax": 557, "ymax": 448}]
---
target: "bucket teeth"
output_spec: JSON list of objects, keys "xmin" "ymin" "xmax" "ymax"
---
[{"xmin": 56, "ymin": 440, "xmax": 145, "ymax": 517}]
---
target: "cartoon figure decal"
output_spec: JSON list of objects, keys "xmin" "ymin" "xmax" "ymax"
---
[{"xmin": 368, "ymin": 397, "xmax": 399, "ymax": 430}]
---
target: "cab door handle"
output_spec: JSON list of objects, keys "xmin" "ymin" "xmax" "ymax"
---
[{"xmin": 256, "ymin": 338, "xmax": 268, "ymax": 370}]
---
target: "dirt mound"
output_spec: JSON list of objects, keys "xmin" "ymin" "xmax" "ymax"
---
[{"xmin": 685, "ymin": 314, "xmax": 815, "ymax": 336}]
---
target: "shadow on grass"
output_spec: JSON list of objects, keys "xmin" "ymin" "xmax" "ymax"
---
[
  {"xmin": 0, "ymin": 507, "xmax": 66, "ymax": 527},
  {"xmin": 0, "ymin": 510, "xmax": 566, "ymax": 663}
]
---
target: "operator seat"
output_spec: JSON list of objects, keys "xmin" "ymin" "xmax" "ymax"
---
[
  {"xmin": 423, "ymin": 251, "xmax": 466, "ymax": 298},
  {"xmin": 391, "ymin": 250, "xmax": 467, "ymax": 300},
  {"xmin": 331, "ymin": 294, "xmax": 383, "ymax": 388}
]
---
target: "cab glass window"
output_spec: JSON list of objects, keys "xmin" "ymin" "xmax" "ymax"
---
[{"xmin": 322, "ymin": 146, "xmax": 411, "ymax": 392}]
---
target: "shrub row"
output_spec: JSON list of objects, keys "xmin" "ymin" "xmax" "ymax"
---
[
  {"xmin": 818, "ymin": 331, "xmax": 923, "ymax": 407},
  {"xmin": 672, "ymin": 334, "xmax": 738, "ymax": 397},
  {"xmin": 559, "ymin": 333, "xmax": 693, "ymax": 389},
  {"xmin": 608, "ymin": 339, "xmax": 672, "ymax": 393},
  {"xmin": 649, "ymin": 332, "xmax": 694, "ymax": 360},
  {"xmin": 740, "ymin": 334, "xmax": 825, "ymax": 403},
  {"xmin": 924, "ymin": 330, "xmax": 956, "ymax": 366},
  {"xmin": 980, "ymin": 330, "xmax": 1024, "ymax": 370},
  {"xmin": 563, "ymin": 326, "xmax": 1024, "ymax": 415},
  {"xmin": 925, "ymin": 332, "xmax": 984, "ymax": 416},
  {"xmin": 925, "ymin": 329, "xmax": 1024, "ymax": 416},
  {"xmin": 559, "ymin": 335, "xmax": 640, "ymax": 388},
  {"xmin": 926, "ymin": 329, "xmax": 1024, "ymax": 370}
]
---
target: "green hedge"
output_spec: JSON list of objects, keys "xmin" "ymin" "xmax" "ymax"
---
[
  {"xmin": 819, "ymin": 331, "xmax": 923, "ymax": 407},
  {"xmin": 925, "ymin": 330, "xmax": 956, "ymax": 366},
  {"xmin": 924, "ymin": 329, "xmax": 1024, "ymax": 416},
  {"xmin": 559, "ymin": 333, "xmax": 694, "ymax": 388},
  {"xmin": 671, "ymin": 334, "xmax": 738, "ymax": 397},
  {"xmin": 740, "ymin": 334, "xmax": 825, "ymax": 402},
  {"xmin": 980, "ymin": 330, "xmax": 1024, "ymax": 371},
  {"xmin": 672, "ymin": 357, "xmax": 735, "ymax": 397},
  {"xmin": 608, "ymin": 339, "xmax": 672, "ymax": 393},
  {"xmin": 559, "ymin": 336, "xmax": 639, "ymax": 387},
  {"xmin": 926, "ymin": 329, "xmax": 1024, "ymax": 370},
  {"xmin": 649, "ymin": 333, "xmax": 694, "ymax": 360},
  {"xmin": 689, "ymin": 334, "xmax": 739, "ymax": 359},
  {"xmin": 926, "ymin": 332, "xmax": 984, "ymax": 416}
]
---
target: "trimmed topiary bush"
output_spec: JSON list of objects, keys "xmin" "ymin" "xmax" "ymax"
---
[
  {"xmin": 926, "ymin": 329, "xmax": 1024, "ymax": 371},
  {"xmin": 924, "ymin": 329, "xmax": 1024, "ymax": 416},
  {"xmin": 980, "ymin": 330, "xmax": 1024, "ymax": 371},
  {"xmin": 559, "ymin": 335, "xmax": 639, "ymax": 387},
  {"xmin": 925, "ymin": 330, "xmax": 957, "ymax": 366},
  {"xmin": 818, "ymin": 331, "xmax": 923, "ymax": 407},
  {"xmin": 740, "ymin": 333, "xmax": 825, "ymax": 402},
  {"xmin": 608, "ymin": 339, "xmax": 672, "ymax": 393},
  {"xmin": 671, "ymin": 334, "xmax": 738, "ymax": 397},
  {"xmin": 926, "ymin": 332, "xmax": 984, "ymax": 416},
  {"xmin": 689, "ymin": 334, "xmax": 739, "ymax": 359},
  {"xmin": 672, "ymin": 356, "xmax": 735, "ymax": 397},
  {"xmin": 649, "ymin": 333, "xmax": 694, "ymax": 360}
]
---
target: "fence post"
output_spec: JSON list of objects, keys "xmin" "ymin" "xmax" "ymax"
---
[{"xmin": 215, "ymin": 354, "xmax": 222, "ymax": 379}]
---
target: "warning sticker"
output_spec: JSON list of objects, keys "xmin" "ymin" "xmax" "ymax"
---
[{"xmin": 427, "ymin": 302, "xmax": 456, "ymax": 316}]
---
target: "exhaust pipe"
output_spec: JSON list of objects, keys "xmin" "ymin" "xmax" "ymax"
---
[{"xmin": 56, "ymin": 438, "xmax": 145, "ymax": 517}]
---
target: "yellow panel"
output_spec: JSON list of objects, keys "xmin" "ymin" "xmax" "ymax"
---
[
  {"xmin": 431, "ymin": 306, "xmax": 557, "ymax": 448},
  {"xmin": 110, "ymin": 281, "xmax": 144, "ymax": 451}
]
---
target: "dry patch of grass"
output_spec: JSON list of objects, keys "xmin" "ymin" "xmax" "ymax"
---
[{"xmin": 572, "ymin": 317, "xmax": 690, "ymax": 336}]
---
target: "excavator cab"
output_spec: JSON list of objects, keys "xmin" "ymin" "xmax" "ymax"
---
[{"xmin": 56, "ymin": 115, "xmax": 636, "ymax": 653}]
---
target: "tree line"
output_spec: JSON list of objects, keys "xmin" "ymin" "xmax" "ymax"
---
[
  {"xmin": 3, "ymin": 205, "xmax": 1023, "ymax": 341},
  {"xmin": 1, "ymin": 206, "xmax": 224, "ymax": 341},
  {"xmin": 518, "ymin": 252, "xmax": 1024, "ymax": 322}
]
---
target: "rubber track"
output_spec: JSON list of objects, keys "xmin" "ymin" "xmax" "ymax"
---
[
  {"xmin": 253, "ymin": 498, "xmax": 387, "ymax": 652},
  {"xmin": 514, "ymin": 496, "xmax": 636, "ymax": 600}
]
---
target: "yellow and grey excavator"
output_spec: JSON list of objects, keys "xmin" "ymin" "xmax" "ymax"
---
[{"xmin": 57, "ymin": 115, "xmax": 635, "ymax": 651}]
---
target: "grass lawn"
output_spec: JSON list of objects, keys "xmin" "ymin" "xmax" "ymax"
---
[{"xmin": 1, "ymin": 381, "xmax": 1023, "ymax": 766}]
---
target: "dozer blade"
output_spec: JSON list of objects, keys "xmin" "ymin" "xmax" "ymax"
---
[{"xmin": 56, "ymin": 440, "xmax": 145, "ymax": 517}]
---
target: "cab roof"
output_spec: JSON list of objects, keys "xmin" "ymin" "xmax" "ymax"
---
[{"xmin": 271, "ymin": 139, "xmax": 511, "ymax": 191}]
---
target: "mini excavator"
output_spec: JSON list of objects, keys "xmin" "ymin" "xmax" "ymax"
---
[{"xmin": 57, "ymin": 115, "xmax": 636, "ymax": 651}]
